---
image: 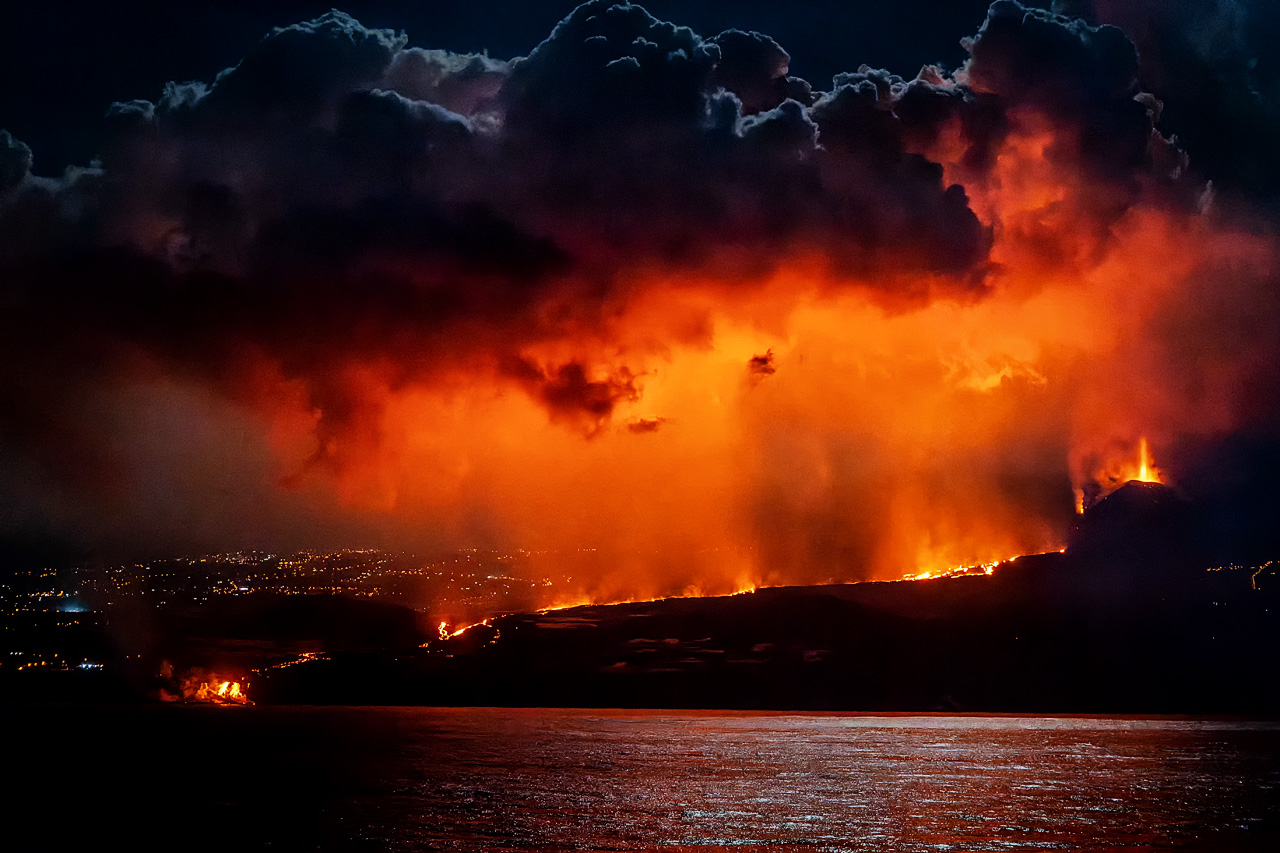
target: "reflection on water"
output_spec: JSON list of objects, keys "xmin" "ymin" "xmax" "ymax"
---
[{"xmin": 9, "ymin": 707, "xmax": 1280, "ymax": 851}]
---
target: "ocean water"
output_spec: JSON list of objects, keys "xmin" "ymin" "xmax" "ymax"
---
[{"xmin": 6, "ymin": 707, "xmax": 1280, "ymax": 852}]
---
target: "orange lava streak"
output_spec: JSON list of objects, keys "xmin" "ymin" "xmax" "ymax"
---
[
  {"xmin": 537, "ymin": 579, "xmax": 761, "ymax": 614},
  {"xmin": 1136, "ymin": 437, "xmax": 1162, "ymax": 484}
]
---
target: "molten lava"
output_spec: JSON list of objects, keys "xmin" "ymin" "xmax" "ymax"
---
[
  {"xmin": 905, "ymin": 559, "xmax": 1005, "ymax": 582},
  {"xmin": 1076, "ymin": 436, "xmax": 1166, "ymax": 512},
  {"xmin": 170, "ymin": 672, "xmax": 251, "ymax": 704},
  {"xmin": 195, "ymin": 680, "xmax": 249, "ymax": 704},
  {"xmin": 536, "ymin": 578, "xmax": 760, "ymax": 614},
  {"xmin": 1134, "ymin": 437, "xmax": 1163, "ymax": 484},
  {"xmin": 158, "ymin": 663, "xmax": 253, "ymax": 704}
]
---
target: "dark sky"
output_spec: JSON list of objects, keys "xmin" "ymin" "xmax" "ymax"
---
[
  {"xmin": 6, "ymin": 1, "xmax": 1278, "ymax": 192},
  {"xmin": 5, "ymin": 1, "xmax": 1000, "ymax": 174}
]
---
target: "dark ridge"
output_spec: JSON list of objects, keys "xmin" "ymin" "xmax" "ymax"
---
[{"xmin": 257, "ymin": 537, "xmax": 1280, "ymax": 712}]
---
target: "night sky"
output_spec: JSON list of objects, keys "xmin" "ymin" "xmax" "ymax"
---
[
  {"xmin": 4, "ymin": 1, "xmax": 1001, "ymax": 174},
  {"xmin": 3, "ymin": 1, "xmax": 1280, "ymax": 595}
]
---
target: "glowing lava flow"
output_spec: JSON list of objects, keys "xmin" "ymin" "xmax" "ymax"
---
[
  {"xmin": 435, "ymin": 557, "xmax": 1077, "ymax": 642},
  {"xmin": 254, "ymin": 651, "xmax": 328, "ymax": 674},
  {"xmin": 903, "ymin": 548, "xmax": 1069, "ymax": 582},
  {"xmin": 904, "ymin": 560, "xmax": 1004, "ymax": 582},
  {"xmin": 428, "ymin": 584, "xmax": 761, "ymax": 644},
  {"xmin": 438, "ymin": 553, "xmax": 1099, "ymax": 637},
  {"xmin": 193, "ymin": 679, "xmax": 250, "ymax": 704},
  {"xmin": 424, "ymin": 547, "xmax": 1090, "ymax": 651},
  {"xmin": 537, "ymin": 580, "xmax": 760, "ymax": 614},
  {"xmin": 427, "ymin": 618, "xmax": 496, "ymax": 645}
]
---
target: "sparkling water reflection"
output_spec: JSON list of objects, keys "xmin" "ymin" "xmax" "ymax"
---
[
  {"xmin": 352, "ymin": 711, "xmax": 1280, "ymax": 851},
  {"xmin": 9, "ymin": 707, "xmax": 1280, "ymax": 852}
]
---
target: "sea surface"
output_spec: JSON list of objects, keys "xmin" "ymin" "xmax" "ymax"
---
[{"xmin": 6, "ymin": 706, "xmax": 1280, "ymax": 852}]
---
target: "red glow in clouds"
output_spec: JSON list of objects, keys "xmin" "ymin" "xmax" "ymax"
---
[
  {"xmin": 3, "ymin": 3, "xmax": 1277, "ymax": 606},
  {"xmin": 256, "ymin": 117, "xmax": 1272, "ymax": 598}
]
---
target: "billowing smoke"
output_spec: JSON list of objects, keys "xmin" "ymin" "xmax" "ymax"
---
[{"xmin": 2, "ymin": 1, "xmax": 1278, "ymax": 594}]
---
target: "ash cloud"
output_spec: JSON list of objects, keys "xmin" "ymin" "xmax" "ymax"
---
[
  {"xmin": 0, "ymin": 1, "xmax": 1270, "ymax": 559},
  {"xmin": 627, "ymin": 417, "xmax": 666, "ymax": 434},
  {"xmin": 1054, "ymin": 0, "xmax": 1280, "ymax": 203},
  {"xmin": 508, "ymin": 359, "xmax": 641, "ymax": 437},
  {"xmin": 0, "ymin": 130, "xmax": 32, "ymax": 193},
  {"xmin": 747, "ymin": 350, "xmax": 776, "ymax": 379},
  {"xmin": 966, "ymin": 2, "xmax": 1155, "ymax": 178}
]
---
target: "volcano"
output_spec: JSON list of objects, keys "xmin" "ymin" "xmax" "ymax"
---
[
  {"xmin": 1067, "ymin": 480, "xmax": 1208, "ymax": 593},
  {"xmin": 1070, "ymin": 480, "xmax": 1193, "ymax": 556}
]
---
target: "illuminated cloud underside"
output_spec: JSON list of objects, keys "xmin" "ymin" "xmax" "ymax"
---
[{"xmin": 0, "ymin": 1, "xmax": 1277, "ymax": 601}]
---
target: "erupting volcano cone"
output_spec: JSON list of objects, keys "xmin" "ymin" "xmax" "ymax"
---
[{"xmin": 1067, "ymin": 480, "xmax": 1202, "ymax": 576}]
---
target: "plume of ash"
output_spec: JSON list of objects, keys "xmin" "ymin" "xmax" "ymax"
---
[{"xmin": 1, "ymin": 2, "xmax": 1277, "ymax": 585}]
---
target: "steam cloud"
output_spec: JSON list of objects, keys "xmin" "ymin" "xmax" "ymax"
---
[{"xmin": 1, "ymin": 1, "xmax": 1278, "ymax": 590}]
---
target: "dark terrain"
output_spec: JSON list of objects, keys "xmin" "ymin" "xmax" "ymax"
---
[
  {"xmin": 256, "ymin": 482, "xmax": 1280, "ymax": 712},
  {"xmin": 4, "ymin": 480, "xmax": 1277, "ymax": 711}
]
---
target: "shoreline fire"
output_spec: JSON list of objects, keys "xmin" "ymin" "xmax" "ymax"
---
[
  {"xmin": 193, "ymin": 679, "xmax": 250, "ymax": 704},
  {"xmin": 158, "ymin": 665, "xmax": 253, "ymax": 705}
]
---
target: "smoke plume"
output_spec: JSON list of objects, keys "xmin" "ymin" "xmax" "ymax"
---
[{"xmin": 2, "ymin": 1, "xmax": 1278, "ymax": 594}]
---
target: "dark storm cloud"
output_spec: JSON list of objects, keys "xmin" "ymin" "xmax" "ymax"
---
[
  {"xmin": 0, "ymin": 1, "xmax": 1230, "ymax": 550},
  {"xmin": 0, "ymin": 130, "xmax": 33, "ymax": 192},
  {"xmin": 708, "ymin": 29, "xmax": 813, "ymax": 115},
  {"xmin": 15, "ymin": 0, "xmax": 1174, "ymax": 307},
  {"xmin": 966, "ymin": 1, "xmax": 1159, "ymax": 178},
  {"xmin": 1057, "ymin": 0, "xmax": 1280, "ymax": 204},
  {"xmin": 969, "ymin": 2, "xmax": 1140, "ymax": 114},
  {"xmin": 191, "ymin": 11, "xmax": 405, "ymax": 122},
  {"xmin": 0, "ymin": 5, "xmax": 1006, "ymax": 431},
  {"xmin": 383, "ymin": 48, "xmax": 508, "ymax": 117},
  {"xmin": 507, "ymin": 359, "xmax": 641, "ymax": 437},
  {"xmin": 497, "ymin": 0, "xmax": 991, "ymax": 278}
]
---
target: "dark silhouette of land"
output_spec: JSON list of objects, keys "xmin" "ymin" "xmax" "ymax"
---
[
  {"xmin": 255, "ymin": 482, "xmax": 1280, "ymax": 713},
  {"xmin": 4, "ymin": 480, "xmax": 1276, "ymax": 710}
]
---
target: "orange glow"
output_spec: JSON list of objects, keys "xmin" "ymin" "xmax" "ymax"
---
[
  {"xmin": 220, "ymin": 98, "xmax": 1278, "ymax": 603},
  {"xmin": 905, "ymin": 555, "xmax": 1019, "ymax": 582},
  {"xmin": 1075, "ymin": 435, "xmax": 1166, "ymax": 511},
  {"xmin": 448, "ymin": 619, "xmax": 491, "ymax": 638},
  {"xmin": 1136, "ymin": 437, "xmax": 1162, "ymax": 484},
  {"xmin": 160, "ymin": 664, "xmax": 254, "ymax": 704},
  {"xmin": 530, "ymin": 582, "xmax": 760, "ymax": 616},
  {"xmin": 529, "ymin": 571, "xmax": 761, "ymax": 614},
  {"xmin": 192, "ymin": 678, "xmax": 250, "ymax": 704},
  {"xmin": 426, "ymin": 618, "xmax": 500, "ymax": 645},
  {"xmin": 427, "ymin": 583, "xmax": 765, "ymax": 637}
]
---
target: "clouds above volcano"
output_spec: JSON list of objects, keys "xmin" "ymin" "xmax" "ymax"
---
[
  {"xmin": 0, "ymin": 2, "xmax": 1170, "ymax": 355},
  {"xmin": 1, "ymin": 1, "xmax": 1276, "ymax": 576}
]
